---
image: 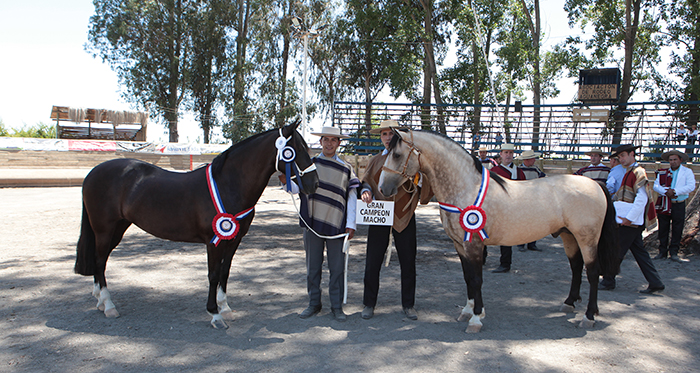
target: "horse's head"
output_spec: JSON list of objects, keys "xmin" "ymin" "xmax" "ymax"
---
[
  {"xmin": 278, "ymin": 120, "xmax": 319, "ymax": 194},
  {"xmin": 378, "ymin": 129, "xmax": 421, "ymax": 197}
]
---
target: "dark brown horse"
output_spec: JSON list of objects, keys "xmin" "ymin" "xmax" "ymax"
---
[{"xmin": 74, "ymin": 121, "xmax": 318, "ymax": 328}]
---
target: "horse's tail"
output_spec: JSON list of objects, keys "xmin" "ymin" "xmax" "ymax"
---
[
  {"xmin": 74, "ymin": 202, "xmax": 96, "ymax": 276},
  {"xmin": 596, "ymin": 183, "xmax": 620, "ymax": 277}
]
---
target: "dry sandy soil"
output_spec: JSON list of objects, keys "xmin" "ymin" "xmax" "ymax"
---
[{"xmin": 1, "ymin": 186, "xmax": 700, "ymax": 372}]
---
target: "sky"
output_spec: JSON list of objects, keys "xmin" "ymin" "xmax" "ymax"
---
[{"xmin": 0, "ymin": 0, "xmax": 581, "ymax": 144}]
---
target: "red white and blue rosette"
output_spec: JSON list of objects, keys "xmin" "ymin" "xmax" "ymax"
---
[
  {"xmin": 206, "ymin": 164, "xmax": 255, "ymax": 246},
  {"xmin": 438, "ymin": 165, "xmax": 490, "ymax": 242}
]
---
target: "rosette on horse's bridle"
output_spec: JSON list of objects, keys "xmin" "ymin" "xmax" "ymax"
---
[
  {"xmin": 275, "ymin": 128, "xmax": 317, "ymax": 193},
  {"xmin": 206, "ymin": 164, "xmax": 254, "ymax": 246},
  {"xmin": 439, "ymin": 165, "xmax": 490, "ymax": 242}
]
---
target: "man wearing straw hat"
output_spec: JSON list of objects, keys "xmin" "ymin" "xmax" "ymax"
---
[
  {"xmin": 477, "ymin": 146, "xmax": 497, "ymax": 169},
  {"xmin": 360, "ymin": 120, "xmax": 433, "ymax": 320},
  {"xmin": 516, "ymin": 149, "xmax": 546, "ymax": 252},
  {"xmin": 653, "ymin": 149, "xmax": 695, "ymax": 262},
  {"xmin": 490, "ymin": 143, "xmax": 525, "ymax": 273},
  {"xmin": 574, "ymin": 148, "xmax": 610, "ymax": 185},
  {"xmin": 287, "ymin": 126, "xmax": 360, "ymax": 321}
]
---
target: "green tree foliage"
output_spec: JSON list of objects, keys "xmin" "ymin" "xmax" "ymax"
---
[
  {"xmin": 0, "ymin": 120, "xmax": 8, "ymax": 137},
  {"xmin": 661, "ymin": 0, "xmax": 700, "ymax": 128},
  {"xmin": 87, "ymin": 0, "xmax": 194, "ymax": 143},
  {"xmin": 187, "ymin": 0, "xmax": 231, "ymax": 143},
  {"xmin": 1, "ymin": 123, "xmax": 56, "ymax": 138}
]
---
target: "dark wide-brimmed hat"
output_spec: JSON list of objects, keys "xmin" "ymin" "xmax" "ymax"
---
[
  {"xmin": 369, "ymin": 119, "xmax": 403, "ymax": 134},
  {"xmin": 610, "ymin": 144, "xmax": 640, "ymax": 158},
  {"xmin": 661, "ymin": 149, "xmax": 690, "ymax": 162}
]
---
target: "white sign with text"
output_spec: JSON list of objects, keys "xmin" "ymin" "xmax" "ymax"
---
[{"xmin": 356, "ymin": 200, "xmax": 394, "ymax": 226}]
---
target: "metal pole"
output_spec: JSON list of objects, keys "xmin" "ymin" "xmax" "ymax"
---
[{"xmin": 302, "ymin": 33, "xmax": 309, "ymax": 139}]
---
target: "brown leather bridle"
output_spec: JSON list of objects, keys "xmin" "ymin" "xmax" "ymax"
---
[{"xmin": 381, "ymin": 130, "xmax": 422, "ymax": 184}]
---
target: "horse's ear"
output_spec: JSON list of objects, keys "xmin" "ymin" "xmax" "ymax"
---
[{"xmin": 283, "ymin": 119, "xmax": 301, "ymax": 137}]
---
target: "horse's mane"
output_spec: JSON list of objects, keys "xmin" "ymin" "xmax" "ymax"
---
[
  {"xmin": 389, "ymin": 129, "xmax": 506, "ymax": 190},
  {"xmin": 210, "ymin": 128, "xmax": 275, "ymax": 176}
]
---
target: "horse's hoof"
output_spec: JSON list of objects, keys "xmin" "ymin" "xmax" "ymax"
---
[
  {"xmin": 560, "ymin": 303, "xmax": 575, "ymax": 313},
  {"xmin": 220, "ymin": 310, "xmax": 235, "ymax": 320},
  {"xmin": 210, "ymin": 314, "xmax": 229, "ymax": 329},
  {"xmin": 465, "ymin": 323, "xmax": 482, "ymax": 333},
  {"xmin": 457, "ymin": 312, "xmax": 472, "ymax": 322},
  {"xmin": 97, "ymin": 304, "xmax": 105, "ymax": 311},
  {"xmin": 104, "ymin": 308, "xmax": 120, "ymax": 318},
  {"xmin": 578, "ymin": 316, "xmax": 595, "ymax": 328}
]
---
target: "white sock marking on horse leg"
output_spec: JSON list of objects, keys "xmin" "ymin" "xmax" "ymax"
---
[
  {"xmin": 210, "ymin": 313, "xmax": 228, "ymax": 329},
  {"xmin": 93, "ymin": 283, "xmax": 105, "ymax": 310},
  {"xmin": 217, "ymin": 287, "xmax": 234, "ymax": 319},
  {"xmin": 458, "ymin": 299, "xmax": 475, "ymax": 322},
  {"xmin": 466, "ymin": 313, "xmax": 483, "ymax": 333},
  {"xmin": 579, "ymin": 315, "xmax": 595, "ymax": 328},
  {"xmin": 99, "ymin": 288, "xmax": 119, "ymax": 318}
]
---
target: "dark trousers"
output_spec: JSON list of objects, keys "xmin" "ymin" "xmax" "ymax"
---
[
  {"xmin": 499, "ymin": 246, "xmax": 512, "ymax": 267},
  {"xmin": 602, "ymin": 225, "xmax": 664, "ymax": 288},
  {"xmin": 304, "ymin": 229, "xmax": 345, "ymax": 309},
  {"xmin": 363, "ymin": 215, "xmax": 417, "ymax": 309},
  {"xmin": 657, "ymin": 202, "xmax": 686, "ymax": 257}
]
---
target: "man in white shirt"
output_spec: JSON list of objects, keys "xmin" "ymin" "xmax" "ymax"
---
[
  {"xmin": 599, "ymin": 144, "xmax": 665, "ymax": 294},
  {"xmin": 653, "ymin": 150, "xmax": 696, "ymax": 262}
]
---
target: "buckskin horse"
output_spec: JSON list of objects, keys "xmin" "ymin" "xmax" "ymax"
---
[
  {"xmin": 378, "ymin": 129, "xmax": 618, "ymax": 332},
  {"xmin": 74, "ymin": 121, "xmax": 318, "ymax": 329}
]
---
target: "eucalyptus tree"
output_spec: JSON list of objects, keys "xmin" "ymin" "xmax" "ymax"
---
[
  {"xmin": 307, "ymin": 15, "xmax": 355, "ymax": 119},
  {"xmin": 662, "ymin": 0, "xmax": 700, "ymax": 129},
  {"xmin": 562, "ymin": 0, "xmax": 664, "ymax": 144},
  {"xmin": 87, "ymin": 0, "xmax": 196, "ymax": 143},
  {"xmin": 397, "ymin": 0, "xmax": 451, "ymax": 133},
  {"xmin": 442, "ymin": 0, "xmax": 506, "ymax": 139},
  {"xmin": 343, "ymin": 0, "xmax": 403, "ymax": 131},
  {"xmin": 188, "ymin": 0, "xmax": 231, "ymax": 143}
]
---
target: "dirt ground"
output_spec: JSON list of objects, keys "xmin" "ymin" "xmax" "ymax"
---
[{"xmin": 2, "ymin": 186, "xmax": 700, "ymax": 373}]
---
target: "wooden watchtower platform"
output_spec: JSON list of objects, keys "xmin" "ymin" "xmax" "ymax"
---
[{"xmin": 50, "ymin": 105, "xmax": 147, "ymax": 141}]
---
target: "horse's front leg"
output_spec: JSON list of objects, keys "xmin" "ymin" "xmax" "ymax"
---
[
  {"xmin": 206, "ymin": 243, "xmax": 227, "ymax": 329},
  {"xmin": 455, "ymin": 241, "xmax": 485, "ymax": 333},
  {"xmin": 217, "ymin": 244, "xmax": 240, "ymax": 320}
]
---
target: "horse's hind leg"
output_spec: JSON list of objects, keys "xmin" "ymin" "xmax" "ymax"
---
[
  {"xmin": 581, "ymin": 261, "xmax": 600, "ymax": 328},
  {"xmin": 93, "ymin": 220, "xmax": 131, "ymax": 318},
  {"xmin": 560, "ymin": 233, "xmax": 583, "ymax": 314}
]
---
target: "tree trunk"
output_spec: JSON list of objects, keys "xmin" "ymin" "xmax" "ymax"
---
[{"xmin": 612, "ymin": 0, "xmax": 642, "ymax": 145}]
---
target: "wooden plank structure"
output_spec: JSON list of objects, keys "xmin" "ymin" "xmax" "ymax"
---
[{"xmin": 50, "ymin": 105, "xmax": 147, "ymax": 141}]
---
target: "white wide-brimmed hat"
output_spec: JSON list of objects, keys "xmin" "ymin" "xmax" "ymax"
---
[
  {"xmin": 585, "ymin": 148, "xmax": 608, "ymax": 156},
  {"xmin": 516, "ymin": 149, "xmax": 541, "ymax": 160},
  {"xmin": 311, "ymin": 126, "xmax": 349, "ymax": 139},
  {"xmin": 369, "ymin": 119, "xmax": 402, "ymax": 134},
  {"xmin": 478, "ymin": 146, "xmax": 489, "ymax": 152},
  {"xmin": 499, "ymin": 143, "xmax": 516, "ymax": 151}
]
